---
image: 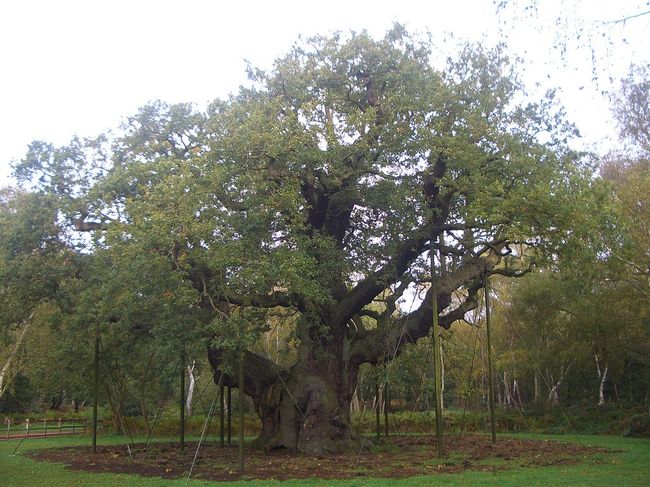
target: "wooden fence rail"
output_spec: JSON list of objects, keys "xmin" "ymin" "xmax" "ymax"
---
[{"xmin": 2, "ymin": 417, "xmax": 88, "ymax": 440}]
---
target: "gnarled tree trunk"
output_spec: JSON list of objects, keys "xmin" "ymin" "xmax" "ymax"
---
[
  {"xmin": 254, "ymin": 364, "xmax": 356, "ymax": 454},
  {"xmin": 208, "ymin": 324, "xmax": 362, "ymax": 454},
  {"xmin": 207, "ymin": 246, "xmax": 506, "ymax": 454}
]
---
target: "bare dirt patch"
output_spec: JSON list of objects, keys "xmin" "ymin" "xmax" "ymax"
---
[{"xmin": 29, "ymin": 434, "xmax": 609, "ymax": 481}]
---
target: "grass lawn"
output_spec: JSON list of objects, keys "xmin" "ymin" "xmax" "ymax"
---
[{"xmin": 1, "ymin": 433, "xmax": 648, "ymax": 486}]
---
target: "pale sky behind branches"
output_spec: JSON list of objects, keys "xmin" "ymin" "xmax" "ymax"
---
[{"xmin": 0, "ymin": 0, "xmax": 648, "ymax": 184}]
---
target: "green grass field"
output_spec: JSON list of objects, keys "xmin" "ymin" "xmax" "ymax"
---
[{"xmin": 1, "ymin": 433, "xmax": 649, "ymax": 486}]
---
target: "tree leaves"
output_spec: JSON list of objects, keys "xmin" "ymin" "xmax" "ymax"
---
[{"xmin": 4, "ymin": 25, "xmax": 616, "ymax": 386}]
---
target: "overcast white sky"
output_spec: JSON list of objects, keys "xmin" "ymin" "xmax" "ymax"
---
[{"xmin": 1, "ymin": 0, "xmax": 648, "ymax": 184}]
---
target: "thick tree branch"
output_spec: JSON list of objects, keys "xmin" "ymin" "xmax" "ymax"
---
[
  {"xmin": 223, "ymin": 289, "xmax": 307, "ymax": 312},
  {"xmin": 72, "ymin": 212, "xmax": 110, "ymax": 232},
  {"xmin": 336, "ymin": 224, "xmax": 431, "ymax": 324},
  {"xmin": 336, "ymin": 185, "xmax": 455, "ymax": 325},
  {"xmin": 215, "ymin": 191, "xmax": 250, "ymax": 212},
  {"xmin": 357, "ymin": 309, "xmax": 382, "ymax": 321},
  {"xmin": 349, "ymin": 247, "xmax": 503, "ymax": 365},
  {"xmin": 207, "ymin": 347, "xmax": 287, "ymax": 399},
  {"xmin": 489, "ymin": 266, "xmax": 533, "ymax": 278}
]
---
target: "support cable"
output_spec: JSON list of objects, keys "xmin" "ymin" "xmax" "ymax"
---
[
  {"xmin": 193, "ymin": 378, "xmax": 220, "ymax": 445},
  {"xmin": 484, "ymin": 272, "xmax": 497, "ymax": 444},
  {"xmin": 356, "ymin": 287, "xmax": 419, "ymax": 455},
  {"xmin": 458, "ymin": 323, "xmax": 480, "ymax": 435},
  {"xmin": 92, "ymin": 334, "xmax": 99, "ymax": 453},
  {"xmin": 431, "ymin": 233, "xmax": 444, "ymax": 457},
  {"xmin": 398, "ymin": 339, "xmax": 433, "ymax": 436},
  {"xmin": 11, "ymin": 428, "xmax": 30, "ymax": 455},
  {"xmin": 180, "ymin": 350, "xmax": 186, "ymax": 450},
  {"xmin": 186, "ymin": 371, "xmax": 223, "ymax": 484},
  {"xmin": 491, "ymin": 361, "xmax": 554, "ymax": 465},
  {"xmin": 256, "ymin": 340, "xmax": 307, "ymax": 421},
  {"xmin": 98, "ymin": 338, "xmax": 134, "ymax": 459},
  {"xmin": 144, "ymin": 354, "xmax": 181, "ymax": 448},
  {"xmin": 501, "ymin": 306, "xmax": 584, "ymax": 446}
]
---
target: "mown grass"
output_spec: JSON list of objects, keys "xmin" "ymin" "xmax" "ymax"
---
[{"xmin": 1, "ymin": 433, "xmax": 648, "ymax": 486}]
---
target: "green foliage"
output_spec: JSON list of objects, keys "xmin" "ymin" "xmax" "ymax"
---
[
  {"xmin": 0, "ymin": 188, "xmax": 85, "ymax": 404},
  {"xmin": 5, "ymin": 26, "xmax": 640, "ymax": 428},
  {"xmin": 0, "ymin": 189, "xmax": 71, "ymax": 320}
]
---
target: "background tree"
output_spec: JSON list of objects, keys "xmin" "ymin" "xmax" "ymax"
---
[
  {"xmin": 491, "ymin": 64, "xmax": 650, "ymax": 409},
  {"xmin": 0, "ymin": 188, "xmax": 79, "ymax": 405}
]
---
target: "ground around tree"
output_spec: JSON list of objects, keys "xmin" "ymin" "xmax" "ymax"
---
[{"xmin": 28, "ymin": 434, "xmax": 611, "ymax": 481}]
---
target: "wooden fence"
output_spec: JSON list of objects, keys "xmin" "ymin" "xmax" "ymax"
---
[{"xmin": 2, "ymin": 417, "xmax": 87, "ymax": 440}]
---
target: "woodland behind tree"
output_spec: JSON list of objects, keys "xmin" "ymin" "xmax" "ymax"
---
[{"xmin": 1, "ymin": 27, "xmax": 649, "ymax": 451}]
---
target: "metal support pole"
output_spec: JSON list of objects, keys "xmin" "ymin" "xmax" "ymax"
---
[
  {"xmin": 92, "ymin": 334, "xmax": 99, "ymax": 453},
  {"xmin": 180, "ymin": 350, "xmax": 186, "ymax": 450},
  {"xmin": 238, "ymin": 351, "xmax": 245, "ymax": 474},
  {"xmin": 227, "ymin": 386, "xmax": 232, "ymax": 446},
  {"xmin": 431, "ymin": 232, "xmax": 444, "ymax": 457},
  {"xmin": 484, "ymin": 273, "xmax": 497, "ymax": 444},
  {"xmin": 375, "ymin": 380, "xmax": 380, "ymax": 439},
  {"xmin": 384, "ymin": 383, "xmax": 389, "ymax": 437},
  {"xmin": 219, "ymin": 384, "xmax": 225, "ymax": 448}
]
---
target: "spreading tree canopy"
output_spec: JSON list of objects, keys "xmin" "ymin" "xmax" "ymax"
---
[{"xmin": 13, "ymin": 26, "xmax": 605, "ymax": 452}]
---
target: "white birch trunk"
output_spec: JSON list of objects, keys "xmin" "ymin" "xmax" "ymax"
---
[
  {"xmin": 595, "ymin": 354, "xmax": 608, "ymax": 406},
  {"xmin": 547, "ymin": 365, "xmax": 568, "ymax": 406},
  {"xmin": 186, "ymin": 361, "xmax": 196, "ymax": 416},
  {"xmin": 547, "ymin": 381, "xmax": 559, "ymax": 406},
  {"xmin": 350, "ymin": 386, "xmax": 362, "ymax": 414},
  {"xmin": 503, "ymin": 371, "xmax": 514, "ymax": 408},
  {"xmin": 513, "ymin": 378, "xmax": 521, "ymax": 406}
]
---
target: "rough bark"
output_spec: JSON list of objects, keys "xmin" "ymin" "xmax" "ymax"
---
[{"xmin": 208, "ymin": 342, "xmax": 359, "ymax": 454}]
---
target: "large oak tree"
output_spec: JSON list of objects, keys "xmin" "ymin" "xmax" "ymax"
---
[{"xmin": 15, "ymin": 27, "xmax": 604, "ymax": 453}]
